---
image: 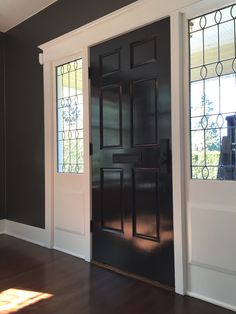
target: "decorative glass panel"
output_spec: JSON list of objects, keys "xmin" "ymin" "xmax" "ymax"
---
[
  {"xmin": 189, "ymin": 4, "xmax": 236, "ymax": 180},
  {"xmin": 56, "ymin": 59, "xmax": 84, "ymax": 173}
]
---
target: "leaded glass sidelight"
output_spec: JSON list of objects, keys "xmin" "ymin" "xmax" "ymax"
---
[
  {"xmin": 56, "ymin": 59, "xmax": 84, "ymax": 173},
  {"xmin": 189, "ymin": 4, "xmax": 236, "ymax": 180}
]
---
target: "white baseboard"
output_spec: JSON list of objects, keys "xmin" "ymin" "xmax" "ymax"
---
[
  {"xmin": 187, "ymin": 291, "xmax": 236, "ymax": 312},
  {"xmin": 54, "ymin": 227, "xmax": 88, "ymax": 261},
  {"xmin": 4, "ymin": 220, "xmax": 47, "ymax": 247},
  {"xmin": 53, "ymin": 246, "xmax": 85, "ymax": 260},
  {"xmin": 0, "ymin": 219, "xmax": 6, "ymax": 234},
  {"xmin": 1, "ymin": 219, "xmax": 236, "ymax": 313}
]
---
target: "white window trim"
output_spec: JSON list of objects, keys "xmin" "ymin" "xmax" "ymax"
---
[
  {"xmin": 53, "ymin": 53, "xmax": 87, "ymax": 176},
  {"xmin": 54, "ymin": 54, "xmax": 85, "ymax": 175},
  {"xmin": 184, "ymin": 0, "xmax": 236, "ymax": 181},
  {"xmin": 39, "ymin": 0, "xmax": 212, "ymax": 296}
]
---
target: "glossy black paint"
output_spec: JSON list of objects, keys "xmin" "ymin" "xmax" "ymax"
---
[
  {"xmin": 91, "ymin": 18, "xmax": 174, "ymax": 286},
  {"xmin": 0, "ymin": 33, "xmax": 5, "ymax": 219},
  {"xmin": 4, "ymin": 0, "xmax": 136, "ymax": 228}
]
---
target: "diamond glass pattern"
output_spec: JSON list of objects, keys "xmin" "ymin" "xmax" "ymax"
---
[
  {"xmin": 56, "ymin": 59, "xmax": 84, "ymax": 173},
  {"xmin": 189, "ymin": 4, "xmax": 236, "ymax": 180}
]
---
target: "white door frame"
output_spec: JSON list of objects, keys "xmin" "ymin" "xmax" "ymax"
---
[{"xmin": 39, "ymin": 0, "xmax": 204, "ymax": 295}]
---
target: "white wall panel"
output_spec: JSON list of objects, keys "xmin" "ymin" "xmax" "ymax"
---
[
  {"xmin": 54, "ymin": 228, "xmax": 87, "ymax": 260},
  {"xmin": 188, "ymin": 264, "xmax": 236, "ymax": 311},
  {"xmin": 55, "ymin": 183, "xmax": 85, "ymax": 236},
  {"xmin": 188, "ymin": 204, "xmax": 236, "ymax": 274},
  {"xmin": 189, "ymin": 180, "xmax": 236, "ymax": 207}
]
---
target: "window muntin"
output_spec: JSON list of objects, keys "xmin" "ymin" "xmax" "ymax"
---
[
  {"xmin": 189, "ymin": 4, "xmax": 236, "ymax": 180},
  {"xmin": 56, "ymin": 58, "xmax": 84, "ymax": 173}
]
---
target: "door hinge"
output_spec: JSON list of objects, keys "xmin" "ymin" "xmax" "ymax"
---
[
  {"xmin": 90, "ymin": 220, "xmax": 93, "ymax": 233},
  {"xmin": 90, "ymin": 142, "xmax": 93, "ymax": 156}
]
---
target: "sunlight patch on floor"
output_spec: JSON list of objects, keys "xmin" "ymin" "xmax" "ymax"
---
[{"xmin": 0, "ymin": 288, "xmax": 53, "ymax": 313}]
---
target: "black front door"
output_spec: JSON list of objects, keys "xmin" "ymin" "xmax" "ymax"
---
[{"xmin": 91, "ymin": 18, "xmax": 174, "ymax": 287}]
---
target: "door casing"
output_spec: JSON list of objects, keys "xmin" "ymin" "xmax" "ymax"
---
[{"xmin": 39, "ymin": 0, "xmax": 208, "ymax": 296}]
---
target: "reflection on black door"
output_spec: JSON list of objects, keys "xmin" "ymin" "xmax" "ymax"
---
[{"xmin": 91, "ymin": 18, "xmax": 174, "ymax": 287}]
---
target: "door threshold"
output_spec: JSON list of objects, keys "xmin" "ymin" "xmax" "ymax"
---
[{"xmin": 92, "ymin": 260, "xmax": 174, "ymax": 292}]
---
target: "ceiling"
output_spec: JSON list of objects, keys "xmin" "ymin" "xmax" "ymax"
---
[{"xmin": 0, "ymin": 0, "xmax": 58, "ymax": 32}]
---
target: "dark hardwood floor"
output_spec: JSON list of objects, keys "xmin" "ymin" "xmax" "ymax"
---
[{"xmin": 0, "ymin": 235, "xmax": 233, "ymax": 314}]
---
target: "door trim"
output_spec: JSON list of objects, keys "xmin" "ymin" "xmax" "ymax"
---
[{"xmin": 39, "ymin": 0, "xmax": 192, "ymax": 294}]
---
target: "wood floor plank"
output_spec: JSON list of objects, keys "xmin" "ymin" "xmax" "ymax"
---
[{"xmin": 0, "ymin": 235, "xmax": 233, "ymax": 314}]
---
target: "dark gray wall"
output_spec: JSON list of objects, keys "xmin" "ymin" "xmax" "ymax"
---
[
  {"xmin": 0, "ymin": 33, "xmax": 5, "ymax": 220},
  {"xmin": 5, "ymin": 0, "xmax": 136, "ymax": 227}
]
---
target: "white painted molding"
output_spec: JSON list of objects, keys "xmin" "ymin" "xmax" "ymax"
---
[
  {"xmin": 187, "ymin": 201, "xmax": 236, "ymax": 214},
  {"xmin": 4, "ymin": 220, "xmax": 47, "ymax": 247},
  {"xmin": 39, "ymin": 0, "xmax": 206, "ymax": 297},
  {"xmin": 39, "ymin": 0, "xmax": 236, "ymax": 304},
  {"xmin": 43, "ymin": 59, "xmax": 54, "ymax": 250},
  {"xmin": 187, "ymin": 202, "xmax": 236, "ymax": 274},
  {"xmin": 0, "ymin": 220, "xmax": 6, "ymax": 234},
  {"xmin": 39, "ymin": 53, "xmax": 44, "ymax": 65},
  {"xmin": 1, "ymin": 220, "xmax": 89, "ymax": 261},
  {"xmin": 189, "ymin": 260, "xmax": 236, "ymax": 277},
  {"xmin": 55, "ymin": 226, "xmax": 85, "ymax": 236},
  {"xmin": 187, "ymin": 291, "xmax": 236, "ymax": 312},
  {"xmin": 171, "ymin": 11, "xmax": 187, "ymax": 295},
  {"xmin": 39, "ymin": 0, "xmax": 203, "ymax": 62},
  {"xmin": 39, "ymin": 1, "xmax": 143, "ymax": 50},
  {"xmin": 184, "ymin": 0, "xmax": 236, "ymax": 19},
  {"xmin": 53, "ymin": 246, "xmax": 85, "ymax": 260}
]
